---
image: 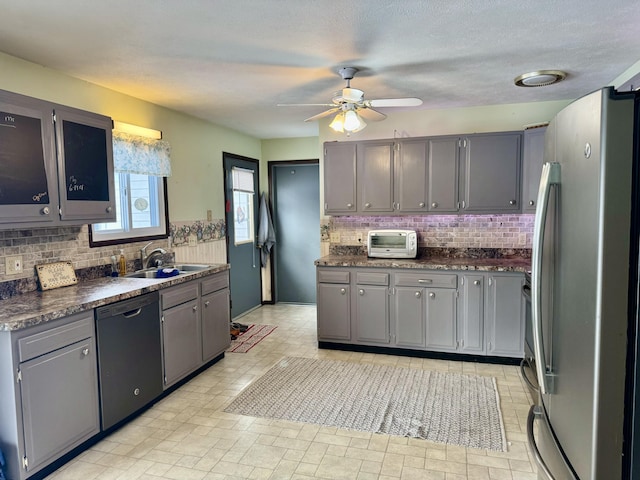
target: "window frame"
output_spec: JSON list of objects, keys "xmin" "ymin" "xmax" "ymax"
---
[{"xmin": 89, "ymin": 174, "xmax": 170, "ymax": 247}]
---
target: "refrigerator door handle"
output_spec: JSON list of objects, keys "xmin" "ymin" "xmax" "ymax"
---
[
  {"xmin": 527, "ymin": 405, "xmax": 556, "ymax": 480},
  {"xmin": 531, "ymin": 162, "xmax": 560, "ymax": 395}
]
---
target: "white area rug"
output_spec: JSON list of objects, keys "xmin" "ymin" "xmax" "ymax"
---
[{"xmin": 224, "ymin": 357, "xmax": 507, "ymax": 451}]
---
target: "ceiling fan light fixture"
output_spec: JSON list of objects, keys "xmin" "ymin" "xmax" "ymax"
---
[
  {"xmin": 514, "ymin": 70, "xmax": 567, "ymax": 87},
  {"xmin": 343, "ymin": 110, "xmax": 365, "ymax": 132},
  {"xmin": 329, "ymin": 112, "xmax": 345, "ymax": 132}
]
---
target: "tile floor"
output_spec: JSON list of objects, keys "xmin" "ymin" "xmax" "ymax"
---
[{"xmin": 46, "ymin": 304, "xmax": 538, "ymax": 480}]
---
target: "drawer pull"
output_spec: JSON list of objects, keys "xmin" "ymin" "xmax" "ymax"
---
[
  {"xmin": 474, "ymin": 280, "xmax": 481, "ymax": 285},
  {"xmin": 192, "ymin": 305, "xmax": 198, "ymax": 311},
  {"xmin": 346, "ymin": 203, "xmax": 353, "ymax": 208},
  {"xmin": 82, "ymin": 348, "xmax": 89, "ymax": 356},
  {"xmin": 418, "ymin": 279, "xmax": 433, "ymax": 284},
  {"xmin": 509, "ymin": 200, "xmax": 517, "ymax": 205}
]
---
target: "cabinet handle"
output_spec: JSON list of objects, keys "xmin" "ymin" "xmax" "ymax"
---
[
  {"xmin": 133, "ymin": 388, "xmax": 140, "ymax": 396},
  {"xmin": 40, "ymin": 206, "xmax": 50, "ymax": 216},
  {"xmin": 509, "ymin": 200, "xmax": 516, "ymax": 205},
  {"xmin": 418, "ymin": 279, "xmax": 432, "ymax": 284},
  {"xmin": 82, "ymin": 348, "xmax": 89, "ymax": 356},
  {"xmin": 193, "ymin": 305, "xmax": 198, "ymax": 311},
  {"xmin": 347, "ymin": 203, "xmax": 353, "ymax": 208},
  {"xmin": 340, "ymin": 288, "xmax": 347, "ymax": 295},
  {"xmin": 415, "ymin": 291, "xmax": 421, "ymax": 298},
  {"xmin": 204, "ymin": 301, "xmax": 210, "ymax": 307},
  {"xmin": 529, "ymin": 200, "xmax": 535, "ymax": 206},
  {"xmin": 431, "ymin": 202, "xmax": 438, "ymax": 208},
  {"xmin": 364, "ymin": 202, "xmax": 371, "ymax": 208},
  {"xmin": 419, "ymin": 202, "xmax": 425, "ymax": 208},
  {"xmin": 106, "ymin": 206, "xmax": 113, "ymax": 213},
  {"xmin": 359, "ymin": 289, "xmax": 365, "ymax": 295},
  {"xmin": 429, "ymin": 292, "xmax": 436, "ymax": 298},
  {"xmin": 474, "ymin": 280, "xmax": 481, "ymax": 285}
]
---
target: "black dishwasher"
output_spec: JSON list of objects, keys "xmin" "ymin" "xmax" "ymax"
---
[{"xmin": 95, "ymin": 291, "xmax": 162, "ymax": 430}]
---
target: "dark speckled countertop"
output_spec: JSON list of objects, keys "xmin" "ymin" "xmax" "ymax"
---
[
  {"xmin": 314, "ymin": 254, "xmax": 531, "ymax": 272},
  {"xmin": 0, "ymin": 264, "xmax": 229, "ymax": 332}
]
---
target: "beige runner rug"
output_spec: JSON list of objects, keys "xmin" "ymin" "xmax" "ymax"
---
[{"xmin": 224, "ymin": 356, "xmax": 507, "ymax": 451}]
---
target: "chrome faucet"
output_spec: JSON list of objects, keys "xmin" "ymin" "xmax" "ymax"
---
[{"xmin": 140, "ymin": 242, "xmax": 167, "ymax": 269}]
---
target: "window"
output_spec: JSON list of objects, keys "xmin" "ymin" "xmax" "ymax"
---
[
  {"xmin": 231, "ymin": 167, "xmax": 255, "ymax": 246},
  {"xmin": 89, "ymin": 125, "xmax": 171, "ymax": 247},
  {"xmin": 89, "ymin": 173, "xmax": 168, "ymax": 246}
]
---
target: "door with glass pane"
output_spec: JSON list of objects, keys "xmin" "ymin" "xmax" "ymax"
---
[{"xmin": 223, "ymin": 154, "xmax": 261, "ymax": 318}]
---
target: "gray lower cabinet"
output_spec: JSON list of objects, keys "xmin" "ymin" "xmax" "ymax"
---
[
  {"xmin": 458, "ymin": 274, "xmax": 485, "ymax": 354},
  {"xmin": 0, "ymin": 311, "xmax": 100, "ymax": 480},
  {"xmin": 161, "ymin": 281, "xmax": 202, "ymax": 388},
  {"xmin": 201, "ymin": 272, "xmax": 231, "ymax": 362},
  {"xmin": 486, "ymin": 273, "xmax": 525, "ymax": 357},
  {"xmin": 354, "ymin": 272, "xmax": 390, "ymax": 344},
  {"xmin": 317, "ymin": 266, "xmax": 525, "ymax": 359}
]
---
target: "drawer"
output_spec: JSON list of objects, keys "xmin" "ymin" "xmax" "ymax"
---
[
  {"xmin": 201, "ymin": 271, "xmax": 229, "ymax": 295},
  {"xmin": 394, "ymin": 272, "xmax": 457, "ymax": 288},
  {"xmin": 356, "ymin": 272, "xmax": 389, "ymax": 286},
  {"xmin": 317, "ymin": 269, "xmax": 350, "ymax": 284},
  {"xmin": 161, "ymin": 281, "xmax": 199, "ymax": 310},
  {"xmin": 18, "ymin": 311, "xmax": 94, "ymax": 363}
]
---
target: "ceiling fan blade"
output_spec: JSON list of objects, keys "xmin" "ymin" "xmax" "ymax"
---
[
  {"xmin": 358, "ymin": 108, "xmax": 387, "ymax": 122},
  {"xmin": 277, "ymin": 103, "xmax": 336, "ymax": 107},
  {"xmin": 304, "ymin": 108, "xmax": 341, "ymax": 122},
  {"xmin": 368, "ymin": 98, "xmax": 423, "ymax": 108}
]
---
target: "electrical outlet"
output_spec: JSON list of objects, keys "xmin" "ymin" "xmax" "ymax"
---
[
  {"xmin": 330, "ymin": 232, "xmax": 340, "ymax": 243},
  {"xmin": 206, "ymin": 209, "xmax": 212, "ymax": 222},
  {"xmin": 6, "ymin": 255, "xmax": 22, "ymax": 274},
  {"xmin": 188, "ymin": 234, "xmax": 197, "ymax": 247}
]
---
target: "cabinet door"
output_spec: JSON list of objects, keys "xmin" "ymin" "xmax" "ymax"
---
[
  {"xmin": 424, "ymin": 288, "xmax": 458, "ymax": 352},
  {"xmin": 0, "ymin": 91, "xmax": 58, "ymax": 225},
  {"xmin": 162, "ymin": 299, "xmax": 201, "ymax": 387},
  {"xmin": 317, "ymin": 283, "xmax": 351, "ymax": 341},
  {"xmin": 54, "ymin": 106, "xmax": 116, "ymax": 222},
  {"xmin": 486, "ymin": 273, "xmax": 525, "ymax": 357},
  {"xmin": 458, "ymin": 274, "xmax": 485, "ymax": 354},
  {"xmin": 393, "ymin": 287, "xmax": 425, "ymax": 348},
  {"xmin": 201, "ymin": 288, "xmax": 231, "ymax": 361},
  {"xmin": 20, "ymin": 338, "xmax": 100, "ymax": 474},
  {"xmin": 522, "ymin": 126, "xmax": 547, "ymax": 213},
  {"xmin": 395, "ymin": 140, "xmax": 428, "ymax": 212},
  {"xmin": 357, "ymin": 141, "xmax": 394, "ymax": 213},
  {"xmin": 428, "ymin": 137, "xmax": 460, "ymax": 212},
  {"xmin": 354, "ymin": 285, "xmax": 389, "ymax": 344},
  {"xmin": 462, "ymin": 133, "xmax": 522, "ymax": 212},
  {"xmin": 324, "ymin": 142, "xmax": 357, "ymax": 214}
]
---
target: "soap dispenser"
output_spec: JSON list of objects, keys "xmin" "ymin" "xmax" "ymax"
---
[{"xmin": 118, "ymin": 249, "xmax": 126, "ymax": 276}]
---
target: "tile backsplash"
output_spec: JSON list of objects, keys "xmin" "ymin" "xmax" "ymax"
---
[{"xmin": 327, "ymin": 214, "xmax": 535, "ymax": 249}]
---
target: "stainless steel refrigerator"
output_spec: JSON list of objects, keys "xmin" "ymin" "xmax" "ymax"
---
[{"xmin": 527, "ymin": 86, "xmax": 640, "ymax": 479}]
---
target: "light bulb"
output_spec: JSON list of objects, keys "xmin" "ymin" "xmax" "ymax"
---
[
  {"xmin": 329, "ymin": 112, "xmax": 345, "ymax": 132},
  {"xmin": 343, "ymin": 110, "xmax": 362, "ymax": 131}
]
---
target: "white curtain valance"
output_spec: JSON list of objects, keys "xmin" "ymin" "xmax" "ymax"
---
[
  {"xmin": 113, "ymin": 131, "xmax": 172, "ymax": 177},
  {"xmin": 232, "ymin": 167, "xmax": 255, "ymax": 193}
]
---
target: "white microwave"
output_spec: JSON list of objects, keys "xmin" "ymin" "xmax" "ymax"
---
[{"xmin": 367, "ymin": 229, "xmax": 418, "ymax": 259}]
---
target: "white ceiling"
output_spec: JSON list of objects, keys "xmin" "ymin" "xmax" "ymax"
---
[{"xmin": 1, "ymin": 0, "xmax": 639, "ymax": 139}]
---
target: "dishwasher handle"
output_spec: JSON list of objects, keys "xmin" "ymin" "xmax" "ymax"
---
[{"xmin": 123, "ymin": 308, "xmax": 142, "ymax": 318}]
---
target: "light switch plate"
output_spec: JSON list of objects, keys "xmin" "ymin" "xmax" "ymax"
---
[
  {"xmin": 330, "ymin": 232, "xmax": 340, "ymax": 243},
  {"xmin": 6, "ymin": 255, "xmax": 22, "ymax": 274},
  {"xmin": 188, "ymin": 234, "xmax": 197, "ymax": 247},
  {"xmin": 206, "ymin": 209, "xmax": 212, "ymax": 222}
]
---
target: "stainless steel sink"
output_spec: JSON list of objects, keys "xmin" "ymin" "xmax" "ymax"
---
[{"xmin": 124, "ymin": 264, "xmax": 211, "ymax": 279}]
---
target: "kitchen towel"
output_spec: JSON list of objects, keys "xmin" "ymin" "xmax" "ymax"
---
[{"xmin": 257, "ymin": 192, "xmax": 276, "ymax": 267}]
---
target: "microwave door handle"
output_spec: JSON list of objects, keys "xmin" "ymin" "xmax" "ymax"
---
[{"xmin": 531, "ymin": 162, "xmax": 560, "ymax": 395}]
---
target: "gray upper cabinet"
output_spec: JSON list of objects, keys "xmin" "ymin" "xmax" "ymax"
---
[
  {"xmin": 395, "ymin": 140, "xmax": 428, "ymax": 213},
  {"xmin": 324, "ymin": 142, "xmax": 357, "ymax": 214},
  {"xmin": 427, "ymin": 137, "xmax": 460, "ymax": 213},
  {"xmin": 54, "ymin": 106, "xmax": 116, "ymax": 223},
  {"xmin": 0, "ymin": 89, "xmax": 116, "ymax": 228},
  {"xmin": 522, "ymin": 126, "xmax": 547, "ymax": 213},
  {"xmin": 357, "ymin": 141, "xmax": 394, "ymax": 213},
  {"xmin": 0, "ymin": 90, "xmax": 58, "ymax": 225},
  {"xmin": 461, "ymin": 132, "xmax": 522, "ymax": 212}
]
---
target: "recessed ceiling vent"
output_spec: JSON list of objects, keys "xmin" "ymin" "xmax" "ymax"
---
[{"xmin": 514, "ymin": 70, "xmax": 567, "ymax": 87}]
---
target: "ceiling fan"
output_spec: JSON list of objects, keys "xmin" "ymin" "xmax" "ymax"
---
[{"xmin": 278, "ymin": 67, "xmax": 423, "ymax": 133}]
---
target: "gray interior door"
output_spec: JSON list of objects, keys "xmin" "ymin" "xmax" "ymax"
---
[
  {"xmin": 224, "ymin": 154, "xmax": 261, "ymax": 318},
  {"xmin": 272, "ymin": 163, "xmax": 319, "ymax": 303}
]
